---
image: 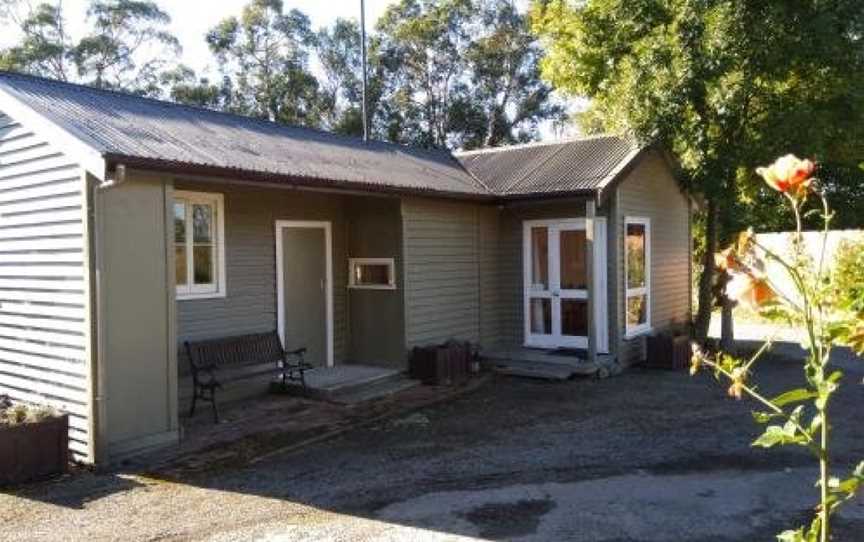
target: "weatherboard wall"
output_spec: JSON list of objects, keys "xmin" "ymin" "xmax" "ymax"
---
[
  {"xmin": 0, "ymin": 109, "xmax": 94, "ymax": 462},
  {"xmin": 615, "ymin": 150, "xmax": 692, "ymax": 365}
]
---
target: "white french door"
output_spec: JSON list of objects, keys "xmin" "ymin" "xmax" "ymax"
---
[{"xmin": 523, "ymin": 218, "xmax": 608, "ymax": 352}]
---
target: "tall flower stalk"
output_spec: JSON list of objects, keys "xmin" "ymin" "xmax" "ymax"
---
[{"xmin": 691, "ymin": 154, "xmax": 864, "ymax": 542}]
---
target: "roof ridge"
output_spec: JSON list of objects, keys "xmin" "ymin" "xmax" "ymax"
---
[
  {"xmin": 453, "ymin": 134, "xmax": 624, "ymax": 156},
  {"xmin": 0, "ymin": 69, "xmax": 456, "ymax": 161}
]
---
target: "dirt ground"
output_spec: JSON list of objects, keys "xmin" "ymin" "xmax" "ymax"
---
[{"xmin": 2, "ymin": 348, "xmax": 864, "ymax": 541}]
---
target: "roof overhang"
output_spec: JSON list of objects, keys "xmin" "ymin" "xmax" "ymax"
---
[
  {"xmin": 103, "ymin": 154, "xmax": 498, "ymax": 202},
  {"xmin": 0, "ymin": 84, "xmax": 106, "ymax": 181}
]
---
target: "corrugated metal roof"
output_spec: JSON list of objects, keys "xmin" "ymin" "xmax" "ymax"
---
[
  {"xmin": 455, "ymin": 136, "xmax": 641, "ymax": 196},
  {"xmin": 0, "ymin": 71, "xmax": 645, "ymax": 199},
  {"xmin": 0, "ymin": 71, "xmax": 487, "ymax": 196}
]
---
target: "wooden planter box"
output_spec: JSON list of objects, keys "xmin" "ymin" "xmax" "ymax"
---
[
  {"xmin": 410, "ymin": 341, "xmax": 471, "ymax": 386},
  {"xmin": 0, "ymin": 414, "xmax": 69, "ymax": 486},
  {"xmin": 646, "ymin": 334, "xmax": 691, "ymax": 370}
]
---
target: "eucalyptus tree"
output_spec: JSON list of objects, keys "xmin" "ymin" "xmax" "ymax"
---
[
  {"xmin": 206, "ymin": 0, "xmax": 321, "ymax": 126},
  {"xmin": 73, "ymin": 0, "xmax": 180, "ymax": 94},
  {"xmin": 0, "ymin": 1, "xmax": 73, "ymax": 80}
]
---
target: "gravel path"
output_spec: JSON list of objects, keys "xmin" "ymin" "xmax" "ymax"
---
[{"xmin": 3, "ymin": 354, "xmax": 864, "ymax": 541}]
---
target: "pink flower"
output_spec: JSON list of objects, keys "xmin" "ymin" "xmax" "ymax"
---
[{"xmin": 756, "ymin": 154, "xmax": 815, "ymax": 196}]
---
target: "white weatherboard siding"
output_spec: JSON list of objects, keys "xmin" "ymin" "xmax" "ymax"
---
[{"xmin": 0, "ymin": 110, "xmax": 92, "ymax": 462}]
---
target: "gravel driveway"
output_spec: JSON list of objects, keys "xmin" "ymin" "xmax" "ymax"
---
[{"xmin": 3, "ymin": 352, "xmax": 864, "ymax": 541}]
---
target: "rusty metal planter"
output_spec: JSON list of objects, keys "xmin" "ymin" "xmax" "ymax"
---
[
  {"xmin": 410, "ymin": 341, "xmax": 471, "ymax": 386},
  {"xmin": 0, "ymin": 415, "xmax": 69, "ymax": 486},
  {"xmin": 646, "ymin": 334, "xmax": 691, "ymax": 370}
]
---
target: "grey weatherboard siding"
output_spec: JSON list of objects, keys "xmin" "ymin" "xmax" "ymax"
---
[
  {"xmin": 401, "ymin": 197, "xmax": 487, "ymax": 348},
  {"xmin": 615, "ymin": 150, "xmax": 692, "ymax": 365},
  {"xmin": 0, "ymin": 109, "xmax": 93, "ymax": 461},
  {"xmin": 175, "ymin": 182, "xmax": 350, "ymax": 368}
]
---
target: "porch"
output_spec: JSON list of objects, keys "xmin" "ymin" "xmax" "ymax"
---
[
  {"xmin": 172, "ymin": 181, "xmax": 411, "ymax": 407},
  {"xmin": 482, "ymin": 347, "xmax": 620, "ymax": 380}
]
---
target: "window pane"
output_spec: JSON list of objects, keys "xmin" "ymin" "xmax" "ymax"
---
[
  {"xmin": 193, "ymin": 246, "xmax": 214, "ymax": 285},
  {"xmin": 627, "ymin": 294, "xmax": 647, "ymax": 328},
  {"xmin": 175, "ymin": 245, "xmax": 187, "ymax": 287},
  {"xmin": 626, "ymin": 223, "xmax": 646, "ymax": 289},
  {"xmin": 529, "ymin": 297, "xmax": 552, "ymax": 335},
  {"xmin": 192, "ymin": 204, "xmax": 213, "ymax": 243},
  {"xmin": 530, "ymin": 227, "xmax": 548, "ymax": 289},
  {"xmin": 561, "ymin": 299, "xmax": 588, "ymax": 336},
  {"xmin": 355, "ymin": 264, "xmax": 390, "ymax": 286},
  {"xmin": 560, "ymin": 229, "xmax": 587, "ymax": 290},
  {"xmin": 173, "ymin": 202, "xmax": 186, "ymax": 243}
]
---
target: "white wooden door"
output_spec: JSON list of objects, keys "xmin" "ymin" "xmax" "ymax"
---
[{"xmin": 523, "ymin": 219, "xmax": 608, "ymax": 351}]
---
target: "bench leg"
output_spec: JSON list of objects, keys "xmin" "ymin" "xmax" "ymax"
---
[
  {"xmin": 211, "ymin": 388, "xmax": 219, "ymax": 423},
  {"xmin": 190, "ymin": 390, "xmax": 198, "ymax": 418}
]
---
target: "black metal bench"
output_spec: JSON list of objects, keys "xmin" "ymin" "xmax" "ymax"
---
[{"xmin": 184, "ymin": 331, "xmax": 311, "ymax": 422}]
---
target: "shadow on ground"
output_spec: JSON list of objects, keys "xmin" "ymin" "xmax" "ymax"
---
[{"xmin": 3, "ymin": 348, "xmax": 864, "ymax": 541}]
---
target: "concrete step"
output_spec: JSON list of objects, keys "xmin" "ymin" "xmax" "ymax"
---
[
  {"xmin": 274, "ymin": 365, "xmax": 420, "ymax": 404},
  {"xmin": 329, "ymin": 377, "xmax": 420, "ymax": 405},
  {"xmin": 305, "ymin": 367, "xmax": 404, "ymax": 399},
  {"xmin": 487, "ymin": 359, "xmax": 597, "ymax": 381}
]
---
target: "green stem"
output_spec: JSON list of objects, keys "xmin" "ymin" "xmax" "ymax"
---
[
  {"xmin": 820, "ymin": 406, "xmax": 829, "ymax": 542},
  {"xmin": 702, "ymin": 358, "xmax": 816, "ymax": 446}
]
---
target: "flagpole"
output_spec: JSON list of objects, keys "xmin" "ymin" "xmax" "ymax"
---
[{"xmin": 360, "ymin": 0, "xmax": 369, "ymax": 142}]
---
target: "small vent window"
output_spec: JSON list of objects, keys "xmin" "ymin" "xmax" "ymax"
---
[{"xmin": 348, "ymin": 258, "xmax": 396, "ymax": 290}]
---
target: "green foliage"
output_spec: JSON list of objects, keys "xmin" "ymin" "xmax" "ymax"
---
[
  {"xmin": 531, "ymin": 0, "xmax": 864, "ymax": 340},
  {"xmin": 158, "ymin": 65, "xmax": 229, "ymax": 109},
  {"xmin": 1, "ymin": 0, "xmax": 180, "ymax": 95},
  {"xmin": 205, "ymin": 0, "xmax": 321, "ymax": 126},
  {"xmin": 1, "ymin": 0, "xmax": 562, "ymax": 148},
  {"xmin": 0, "ymin": 2, "xmax": 72, "ymax": 79},
  {"xmin": 689, "ymin": 175, "xmax": 864, "ymax": 541},
  {"xmin": 833, "ymin": 238, "xmax": 864, "ymax": 315},
  {"xmin": 73, "ymin": 0, "xmax": 180, "ymax": 94},
  {"xmin": 375, "ymin": 0, "xmax": 563, "ymax": 148}
]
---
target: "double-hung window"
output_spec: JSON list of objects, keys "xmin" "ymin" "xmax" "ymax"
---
[
  {"xmin": 174, "ymin": 190, "xmax": 226, "ymax": 300},
  {"xmin": 625, "ymin": 217, "xmax": 651, "ymax": 337}
]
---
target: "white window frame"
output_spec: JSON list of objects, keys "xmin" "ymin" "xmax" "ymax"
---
[
  {"xmin": 624, "ymin": 216, "xmax": 651, "ymax": 338},
  {"xmin": 348, "ymin": 258, "xmax": 396, "ymax": 290},
  {"xmin": 174, "ymin": 190, "xmax": 226, "ymax": 301}
]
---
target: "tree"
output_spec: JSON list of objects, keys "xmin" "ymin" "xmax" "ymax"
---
[
  {"xmin": 0, "ymin": 0, "xmax": 181, "ymax": 95},
  {"xmin": 0, "ymin": 1, "xmax": 72, "ymax": 80},
  {"xmin": 531, "ymin": 0, "xmax": 864, "ymax": 341},
  {"xmin": 375, "ymin": 0, "xmax": 561, "ymax": 149},
  {"xmin": 452, "ymin": 0, "xmax": 562, "ymax": 148},
  {"xmin": 73, "ymin": 0, "xmax": 180, "ymax": 94},
  {"xmin": 159, "ymin": 64, "xmax": 233, "ymax": 110},
  {"xmin": 315, "ymin": 17, "xmax": 385, "ymax": 137},
  {"xmin": 375, "ymin": 0, "xmax": 474, "ymax": 147},
  {"xmin": 206, "ymin": 0, "xmax": 322, "ymax": 126}
]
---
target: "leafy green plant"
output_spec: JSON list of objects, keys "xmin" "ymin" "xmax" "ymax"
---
[
  {"xmin": 0, "ymin": 398, "xmax": 58, "ymax": 427},
  {"xmin": 691, "ymin": 155, "xmax": 864, "ymax": 542},
  {"xmin": 833, "ymin": 238, "xmax": 864, "ymax": 316}
]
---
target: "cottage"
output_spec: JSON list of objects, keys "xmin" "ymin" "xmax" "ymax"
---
[{"xmin": 0, "ymin": 71, "xmax": 691, "ymax": 464}]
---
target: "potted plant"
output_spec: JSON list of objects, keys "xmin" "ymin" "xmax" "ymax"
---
[{"xmin": 0, "ymin": 395, "xmax": 69, "ymax": 486}]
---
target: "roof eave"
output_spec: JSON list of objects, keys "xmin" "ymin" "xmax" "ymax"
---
[
  {"xmin": 0, "ymin": 84, "xmax": 106, "ymax": 180},
  {"xmin": 103, "ymin": 153, "xmax": 497, "ymax": 202}
]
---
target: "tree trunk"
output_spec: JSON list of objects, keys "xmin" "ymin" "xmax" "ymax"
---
[
  {"xmin": 720, "ymin": 298, "xmax": 734, "ymax": 351},
  {"xmin": 694, "ymin": 198, "xmax": 718, "ymax": 343}
]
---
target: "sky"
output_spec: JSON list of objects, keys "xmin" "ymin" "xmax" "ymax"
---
[
  {"xmin": 0, "ymin": 0, "xmax": 401, "ymax": 76},
  {"xmin": 0, "ymin": 0, "xmax": 579, "ymax": 140}
]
